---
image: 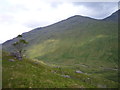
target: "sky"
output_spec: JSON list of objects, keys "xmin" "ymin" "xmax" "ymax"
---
[{"xmin": 0, "ymin": 0, "xmax": 119, "ymax": 43}]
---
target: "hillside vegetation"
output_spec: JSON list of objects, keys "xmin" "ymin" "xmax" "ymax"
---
[
  {"xmin": 2, "ymin": 52, "xmax": 119, "ymax": 88},
  {"xmin": 2, "ymin": 10, "xmax": 119, "ymax": 88}
]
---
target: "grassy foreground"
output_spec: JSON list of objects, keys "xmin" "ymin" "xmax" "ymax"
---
[{"xmin": 2, "ymin": 52, "xmax": 119, "ymax": 88}]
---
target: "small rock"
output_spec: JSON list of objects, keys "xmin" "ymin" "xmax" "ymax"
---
[
  {"xmin": 97, "ymin": 84, "xmax": 106, "ymax": 88},
  {"xmin": 11, "ymin": 66, "xmax": 14, "ymax": 68},
  {"xmin": 54, "ymin": 66, "xmax": 60, "ymax": 68},
  {"xmin": 18, "ymin": 57, "xmax": 22, "ymax": 60},
  {"xmin": 61, "ymin": 75, "xmax": 70, "ymax": 78},
  {"xmin": 34, "ymin": 62, "xmax": 39, "ymax": 65},
  {"xmin": 75, "ymin": 70, "xmax": 83, "ymax": 73},
  {"xmin": 87, "ymin": 78, "xmax": 90, "ymax": 80},
  {"xmin": 9, "ymin": 59, "xmax": 15, "ymax": 62},
  {"xmin": 51, "ymin": 71, "xmax": 57, "ymax": 73},
  {"xmin": 10, "ymin": 77, "xmax": 13, "ymax": 80}
]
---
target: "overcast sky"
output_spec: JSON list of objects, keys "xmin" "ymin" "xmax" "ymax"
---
[{"xmin": 0, "ymin": 0, "xmax": 119, "ymax": 43}]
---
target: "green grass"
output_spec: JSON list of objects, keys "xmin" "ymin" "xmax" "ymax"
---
[
  {"xmin": 2, "ymin": 53, "xmax": 119, "ymax": 88},
  {"xmin": 23, "ymin": 21, "xmax": 118, "ymax": 69},
  {"xmin": 2, "ymin": 53, "xmax": 94, "ymax": 88},
  {"xmin": 34, "ymin": 35, "xmax": 118, "ymax": 67}
]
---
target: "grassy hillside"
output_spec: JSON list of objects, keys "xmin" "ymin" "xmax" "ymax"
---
[
  {"xmin": 28, "ymin": 21, "xmax": 118, "ymax": 68},
  {"xmin": 2, "ymin": 52, "xmax": 119, "ymax": 88},
  {"xmin": 2, "ymin": 10, "xmax": 119, "ymax": 88},
  {"xmin": 3, "ymin": 14, "xmax": 118, "ymax": 67}
]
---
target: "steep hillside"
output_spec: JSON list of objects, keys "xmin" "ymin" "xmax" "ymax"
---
[
  {"xmin": 2, "ymin": 10, "xmax": 118, "ymax": 68},
  {"xmin": 2, "ymin": 10, "xmax": 119, "ymax": 88}
]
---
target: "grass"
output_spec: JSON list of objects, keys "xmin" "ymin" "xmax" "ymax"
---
[
  {"xmin": 2, "ymin": 52, "xmax": 94, "ymax": 88},
  {"xmin": 2, "ymin": 52, "xmax": 119, "ymax": 88},
  {"xmin": 34, "ymin": 35, "xmax": 118, "ymax": 68},
  {"xmin": 25, "ymin": 21, "xmax": 118, "ymax": 69}
]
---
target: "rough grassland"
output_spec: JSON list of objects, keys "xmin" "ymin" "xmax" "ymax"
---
[{"xmin": 2, "ymin": 52, "xmax": 119, "ymax": 88}]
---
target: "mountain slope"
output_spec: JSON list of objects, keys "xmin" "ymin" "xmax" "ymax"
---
[
  {"xmin": 3, "ymin": 10, "xmax": 118, "ymax": 68},
  {"xmin": 2, "ymin": 52, "xmax": 119, "ymax": 88},
  {"xmin": 2, "ymin": 10, "xmax": 119, "ymax": 88}
]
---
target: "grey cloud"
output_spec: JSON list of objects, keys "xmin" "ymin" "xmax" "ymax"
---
[
  {"xmin": 73, "ymin": 2, "xmax": 118, "ymax": 19},
  {"xmin": 73, "ymin": 2, "xmax": 118, "ymax": 9}
]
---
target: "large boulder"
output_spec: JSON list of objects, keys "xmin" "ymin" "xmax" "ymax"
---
[
  {"xmin": 10, "ymin": 52, "xmax": 22, "ymax": 60},
  {"xmin": 8, "ymin": 59, "xmax": 15, "ymax": 62}
]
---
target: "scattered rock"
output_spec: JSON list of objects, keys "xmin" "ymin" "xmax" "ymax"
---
[
  {"xmin": 87, "ymin": 78, "xmax": 90, "ymax": 80},
  {"xmin": 10, "ymin": 52, "xmax": 22, "ymax": 60},
  {"xmin": 75, "ymin": 70, "xmax": 83, "ymax": 73},
  {"xmin": 104, "ymin": 68, "xmax": 118, "ymax": 71},
  {"xmin": 75, "ymin": 64, "xmax": 89, "ymax": 68},
  {"xmin": 10, "ymin": 66, "xmax": 14, "ymax": 68},
  {"xmin": 10, "ymin": 52, "xmax": 20, "ymax": 57},
  {"xmin": 81, "ymin": 64, "xmax": 88, "ymax": 67},
  {"xmin": 18, "ymin": 57, "xmax": 22, "ymax": 60},
  {"xmin": 54, "ymin": 66, "xmax": 60, "ymax": 68},
  {"xmin": 113, "ymin": 69, "xmax": 118, "ymax": 71},
  {"xmin": 61, "ymin": 75, "xmax": 70, "ymax": 78},
  {"xmin": 51, "ymin": 71, "xmax": 57, "ymax": 74},
  {"xmin": 85, "ymin": 73, "xmax": 91, "ymax": 75},
  {"xmin": 34, "ymin": 61, "xmax": 39, "ymax": 65},
  {"xmin": 9, "ymin": 59, "xmax": 15, "ymax": 62},
  {"xmin": 97, "ymin": 84, "xmax": 106, "ymax": 88}
]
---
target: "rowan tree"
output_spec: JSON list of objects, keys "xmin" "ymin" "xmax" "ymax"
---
[{"xmin": 12, "ymin": 35, "xmax": 28, "ymax": 60}]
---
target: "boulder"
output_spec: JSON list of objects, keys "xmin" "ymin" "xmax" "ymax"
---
[
  {"xmin": 18, "ymin": 57, "xmax": 22, "ymax": 60},
  {"xmin": 10, "ymin": 52, "xmax": 22, "ymax": 60},
  {"xmin": 9, "ymin": 59, "xmax": 15, "ymax": 62}
]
